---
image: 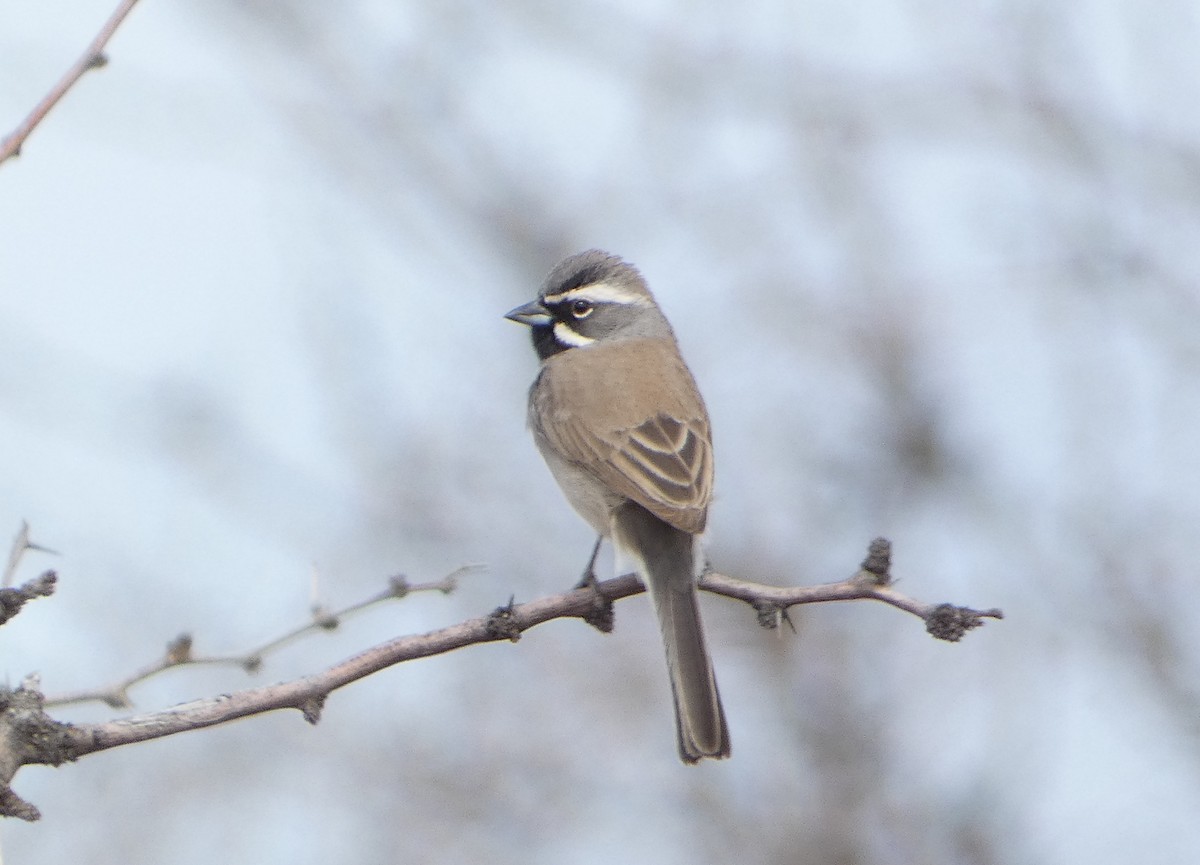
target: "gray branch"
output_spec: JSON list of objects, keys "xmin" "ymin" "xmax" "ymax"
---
[{"xmin": 0, "ymin": 537, "xmax": 1001, "ymax": 821}]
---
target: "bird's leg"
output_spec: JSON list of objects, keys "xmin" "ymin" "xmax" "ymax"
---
[
  {"xmin": 574, "ymin": 535, "xmax": 604, "ymax": 590},
  {"xmin": 575, "ymin": 536, "xmax": 614, "ymax": 633}
]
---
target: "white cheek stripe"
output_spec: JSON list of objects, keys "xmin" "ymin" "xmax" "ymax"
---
[
  {"xmin": 553, "ymin": 321, "xmax": 595, "ymax": 347},
  {"xmin": 543, "ymin": 282, "xmax": 651, "ymax": 307}
]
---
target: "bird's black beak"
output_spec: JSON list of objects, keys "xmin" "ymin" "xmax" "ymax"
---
[{"xmin": 504, "ymin": 300, "xmax": 552, "ymax": 327}]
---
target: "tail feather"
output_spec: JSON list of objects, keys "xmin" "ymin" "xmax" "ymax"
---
[{"xmin": 612, "ymin": 502, "xmax": 730, "ymax": 763}]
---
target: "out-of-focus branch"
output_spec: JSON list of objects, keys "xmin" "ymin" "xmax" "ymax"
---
[
  {"xmin": 44, "ymin": 566, "xmax": 479, "ymax": 709},
  {"xmin": 1, "ymin": 521, "xmax": 59, "ymax": 626},
  {"xmin": 2, "ymin": 522, "xmax": 57, "ymax": 589},
  {"xmin": 0, "ymin": 538, "xmax": 1000, "ymax": 820},
  {"xmin": 3, "ymin": 523, "xmax": 33, "ymax": 588},
  {"xmin": 0, "ymin": 0, "xmax": 143, "ymax": 164}
]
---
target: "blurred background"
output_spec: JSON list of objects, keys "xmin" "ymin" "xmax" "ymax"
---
[{"xmin": 2, "ymin": 1, "xmax": 1198, "ymax": 862}]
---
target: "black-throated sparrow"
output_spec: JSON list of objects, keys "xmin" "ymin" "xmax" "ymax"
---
[{"xmin": 505, "ymin": 250, "xmax": 730, "ymax": 763}]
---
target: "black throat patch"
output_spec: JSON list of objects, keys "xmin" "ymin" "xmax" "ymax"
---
[{"xmin": 531, "ymin": 323, "xmax": 571, "ymax": 360}]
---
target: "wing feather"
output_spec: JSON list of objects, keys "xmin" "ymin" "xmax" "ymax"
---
[
  {"xmin": 539, "ymin": 411, "xmax": 711, "ymax": 533},
  {"xmin": 529, "ymin": 339, "xmax": 713, "ymax": 535}
]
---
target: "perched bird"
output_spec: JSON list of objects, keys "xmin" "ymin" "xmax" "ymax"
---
[{"xmin": 505, "ymin": 250, "xmax": 730, "ymax": 763}]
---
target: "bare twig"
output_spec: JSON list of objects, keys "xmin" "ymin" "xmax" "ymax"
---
[
  {"xmin": 43, "ymin": 566, "xmax": 480, "ymax": 709},
  {"xmin": 2, "ymin": 522, "xmax": 32, "ymax": 588},
  {"xmin": 0, "ymin": 572, "xmax": 58, "ymax": 628},
  {"xmin": 0, "ymin": 0, "xmax": 143, "ymax": 164},
  {"xmin": 0, "ymin": 539, "xmax": 1000, "ymax": 820},
  {"xmin": 2, "ymin": 522, "xmax": 58, "ymax": 589},
  {"xmin": 702, "ymin": 538, "xmax": 1003, "ymax": 642},
  {"xmin": 244, "ymin": 567, "xmax": 474, "ymax": 666}
]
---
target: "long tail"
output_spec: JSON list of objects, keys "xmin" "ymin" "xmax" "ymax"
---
[{"xmin": 612, "ymin": 502, "xmax": 730, "ymax": 763}]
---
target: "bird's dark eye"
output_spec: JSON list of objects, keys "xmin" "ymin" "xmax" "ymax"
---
[{"xmin": 570, "ymin": 299, "xmax": 594, "ymax": 319}]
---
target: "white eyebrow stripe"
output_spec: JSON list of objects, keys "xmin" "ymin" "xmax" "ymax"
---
[
  {"xmin": 553, "ymin": 321, "xmax": 596, "ymax": 347},
  {"xmin": 543, "ymin": 282, "xmax": 651, "ymax": 307}
]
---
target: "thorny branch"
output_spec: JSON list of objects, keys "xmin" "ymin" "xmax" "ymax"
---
[
  {"xmin": 702, "ymin": 538, "xmax": 1003, "ymax": 642},
  {"xmin": 0, "ymin": 537, "xmax": 1001, "ymax": 821},
  {"xmin": 2, "ymin": 521, "xmax": 57, "ymax": 589},
  {"xmin": 0, "ymin": 572, "xmax": 58, "ymax": 629},
  {"xmin": 1, "ymin": 521, "xmax": 59, "ymax": 626},
  {"xmin": 44, "ymin": 567, "xmax": 479, "ymax": 710},
  {"xmin": 0, "ymin": 0, "xmax": 144, "ymax": 164}
]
